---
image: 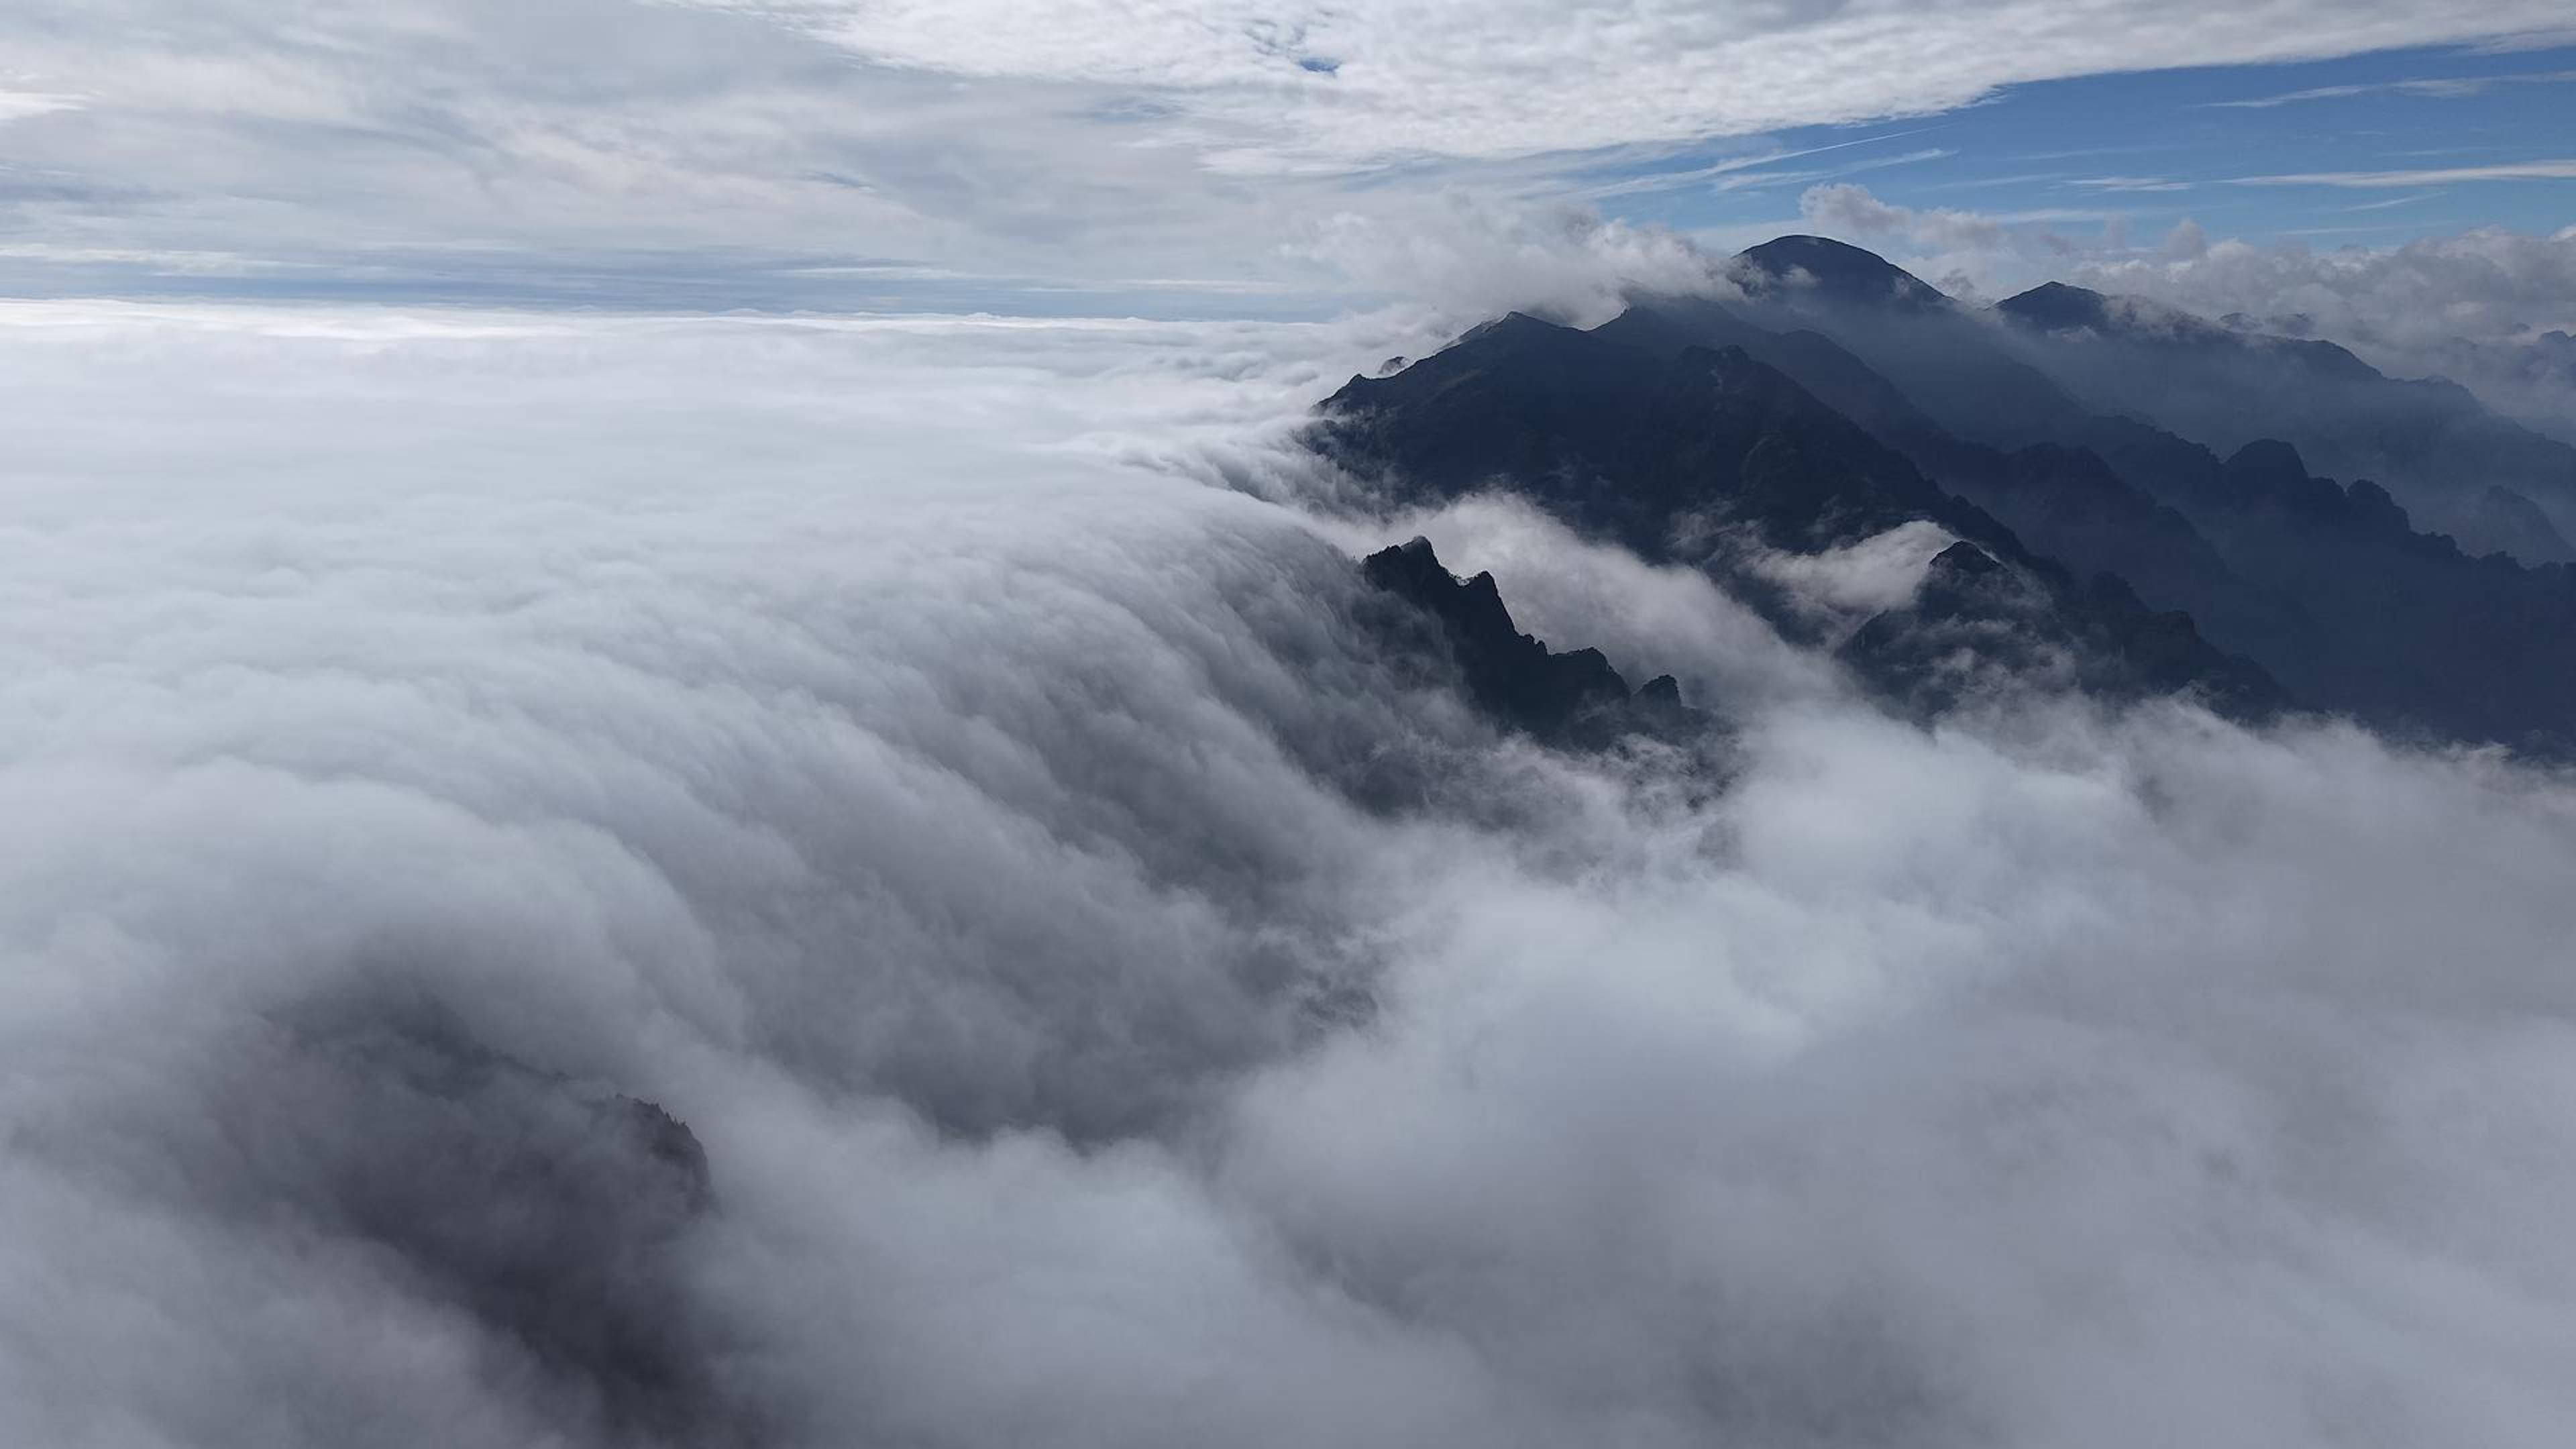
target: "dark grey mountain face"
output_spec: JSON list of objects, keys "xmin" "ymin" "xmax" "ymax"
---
[
  {"xmin": 1711, "ymin": 240, "xmax": 2576, "ymax": 565},
  {"xmin": 1726, "ymin": 235, "xmax": 2097, "ymax": 452},
  {"xmin": 1994, "ymin": 282, "xmax": 2576, "ymax": 564},
  {"xmin": 1311, "ymin": 309, "xmax": 2287, "ymax": 725},
  {"xmin": 1591, "ymin": 245, "xmax": 2576, "ymax": 753},
  {"xmin": 1590, "ymin": 298, "xmax": 2333, "ymax": 692}
]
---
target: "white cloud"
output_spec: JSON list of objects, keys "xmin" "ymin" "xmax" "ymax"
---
[
  {"xmin": 1802, "ymin": 181, "xmax": 2008, "ymax": 251},
  {"xmin": 7, "ymin": 300, "xmax": 2576, "ymax": 1447},
  {"xmin": 1750, "ymin": 519, "xmax": 1964, "ymax": 624},
  {"xmin": 1294, "ymin": 196, "xmax": 1741, "ymax": 327},
  {"xmin": 0, "ymin": 87, "xmax": 79, "ymax": 122},
  {"xmin": 2068, "ymin": 175, "xmax": 2195, "ymax": 192},
  {"xmin": 2222, "ymin": 159, "xmax": 2576, "ymax": 187}
]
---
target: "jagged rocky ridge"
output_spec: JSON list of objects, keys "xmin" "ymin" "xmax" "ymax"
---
[
  {"xmin": 1321, "ymin": 236, "xmax": 2576, "ymax": 753},
  {"xmin": 1361, "ymin": 535, "xmax": 1703, "ymax": 751}
]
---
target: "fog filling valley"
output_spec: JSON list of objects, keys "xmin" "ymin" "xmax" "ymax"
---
[{"xmin": 5, "ymin": 299, "xmax": 2576, "ymax": 1448}]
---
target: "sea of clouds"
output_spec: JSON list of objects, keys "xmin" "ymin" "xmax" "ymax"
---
[{"xmin": 3, "ymin": 299, "xmax": 2574, "ymax": 1448}]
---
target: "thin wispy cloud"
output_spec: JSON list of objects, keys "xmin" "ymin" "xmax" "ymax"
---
[
  {"xmin": 2337, "ymin": 189, "xmax": 2447, "ymax": 211},
  {"xmin": 0, "ymin": 87, "xmax": 80, "ymax": 122},
  {"xmin": 1578, "ymin": 126, "xmax": 1948, "ymax": 202},
  {"xmin": 2223, "ymin": 158, "xmax": 2576, "ymax": 186},
  {"xmin": 2208, "ymin": 66, "xmax": 2576, "ymax": 106},
  {"xmin": 1923, "ymin": 171, "xmax": 2078, "ymax": 191},
  {"xmin": 2068, "ymin": 175, "xmax": 2195, "ymax": 192},
  {"xmin": 1695, "ymin": 146, "xmax": 1960, "ymax": 197}
]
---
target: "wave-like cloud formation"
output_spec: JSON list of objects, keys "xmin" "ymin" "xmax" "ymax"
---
[{"xmin": 5, "ymin": 303, "xmax": 2576, "ymax": 1448}]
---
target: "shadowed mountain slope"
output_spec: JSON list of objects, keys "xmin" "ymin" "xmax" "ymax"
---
[
  {"xmin": 1599, "ymin": 253, "xmax": 2576, "ymax": 753},
  {"xmin": 1313, "ymin": 313, "xmax": 2287, "ymax": 723}
]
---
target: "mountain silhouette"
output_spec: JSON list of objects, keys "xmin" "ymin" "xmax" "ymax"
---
[
  {"xmin": 1313, "ymin": 309, "xmax": 2287, "ymax": 723},
  {"xmin": 1578, "ymin": 245, "xmax": 2576, "ymax": 751},
  {"xmin": 1361, "ymin": 535, "xmax": 1703, "ymax": 751}
]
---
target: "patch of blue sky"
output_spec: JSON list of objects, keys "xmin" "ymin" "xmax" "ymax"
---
[{"xmin": 1589, "ymin": 42, "xmax": 2576, "ymax": 248}]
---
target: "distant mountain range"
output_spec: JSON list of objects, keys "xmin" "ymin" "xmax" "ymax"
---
[{"xmin": 1313, "ymin": 236, "xmax": 2576, "ymax": 754}]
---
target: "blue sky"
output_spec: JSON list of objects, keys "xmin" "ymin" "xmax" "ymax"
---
[{"xmin": 1589, "ymin": 42, "xmax": 2576, "ymax": 255}]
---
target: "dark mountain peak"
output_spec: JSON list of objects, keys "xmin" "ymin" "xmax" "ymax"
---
[
  {"xmin": 1594, "ymin": 294, "xmax": 1773, "ymax": 356},
  {"xmin": 2468, "ymin": 485, "xmax": 2575, "ymax": 562},
  {"xmin": 1323, "ymin": 304, "xmax": 1643, "ymax": 419},
  {"xmin": 1364, "ymin": 537, "xmax": 1562, "ymax": 679},
  {"xmin": 1842, "ymin": 533, "xmax": 2288, "ymax": 722},
  {"xmin": 1457, "ymin": 310, "xmax": 1573, "ymax": 345},
  {"xmin": 2224, "ymin": 438, "xmax": 2312, "ymax": 489},
  {"xmin": 1364, "ymin": 535, "xmax": 1523, "ymax": 637},
  {"xmin": 1929, "ymin": 540, "xmax": 2004, "ymax": 578},
  {"xmin": 1997, "ymin": 281, "xmax": 2116, "ymax": 331},
  {"xmin": 1736, "ymin": 235, "xmax": 1947, "ymax": 309},
  {"xmin": 1998, "ymin": 282, "xmax": 2236, "ymax": 346},
  {"xmin": 2000, "ymin": 286, "xmax": 2394, "ymax": 390},
  {"xmin": 1366, "ymin": 532, "xmax": 1449, "ymax": 584},
  {"xmin": 1721, "ymin": 241, "xmax": 2089, "ymax": 451},
  {"xmin": 1361, "ymin": 537, "xmax": 1705, "ymax": 751},
  {"xmin": 1314, "ymin": 315, "xmax": 1982, "ymax": 556}
]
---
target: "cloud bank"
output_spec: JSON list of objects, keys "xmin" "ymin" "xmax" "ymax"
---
[{"xmin": 5, "ymin": 301, "xmax": 2576, "ymax": 1448}]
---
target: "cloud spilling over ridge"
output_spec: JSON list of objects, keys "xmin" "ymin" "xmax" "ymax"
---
[{"xmin": 5, "ymin": 303, "xmax": 2576, "ymax": 1448}]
